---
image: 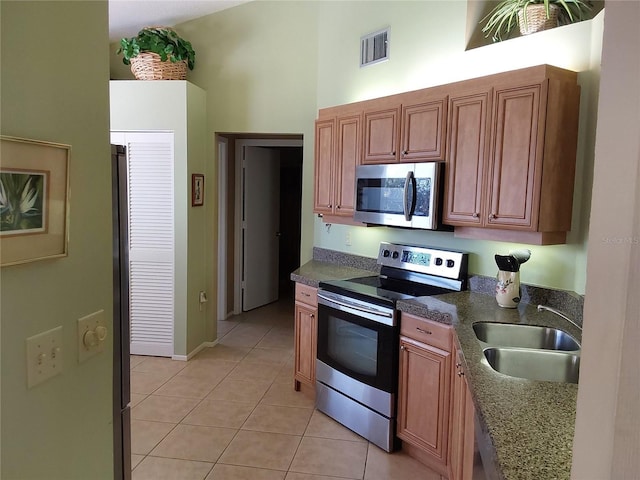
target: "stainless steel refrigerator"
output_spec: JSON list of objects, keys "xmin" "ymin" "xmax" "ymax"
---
[{"xmin": 112, "ymin": 144, "xmax": 131, "ymax": 480}]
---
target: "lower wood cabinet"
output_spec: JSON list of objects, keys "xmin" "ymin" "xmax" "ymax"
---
[
  {"xmin": 449, "ymin": 344, "xmax": 477, "ymax": 480},
  {"xmin": 293, "ymin": 283, "xmax": 318, "ymax": 394},
  {"xmin": 398, "ymin": 314, "xmax": 452, "ymax": 476}
]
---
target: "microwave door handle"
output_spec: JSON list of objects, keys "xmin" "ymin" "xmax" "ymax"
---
[{"xmin": 403, "ymin": 171, "xmax": 417, "ymax": 221}]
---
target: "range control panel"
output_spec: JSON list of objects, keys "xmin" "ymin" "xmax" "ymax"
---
[{"xmin": 377, "ymin": 242, "xmax": 467, "ymax": 280}]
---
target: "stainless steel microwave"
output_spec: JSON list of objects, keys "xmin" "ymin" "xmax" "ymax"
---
[{"xmin": 354, "ymin": 163, "xmax": 443, "ymax": 230}]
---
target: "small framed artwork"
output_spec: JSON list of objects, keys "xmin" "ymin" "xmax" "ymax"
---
[
  {"xmin": 1, "ymin": 136, "xmax": 70, "ymax": 267},
  {"xmin": 192, "ymin": 173, "xmax": 204, "ymax": 207}
]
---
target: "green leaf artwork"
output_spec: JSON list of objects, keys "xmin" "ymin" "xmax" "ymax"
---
[{"xmin": 0, "ymin": 171, "xmax": 46, "ymax": 235}]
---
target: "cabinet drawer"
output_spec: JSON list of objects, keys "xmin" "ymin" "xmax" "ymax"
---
[
  {"xmin": 295, "ymin": 283, "xmax": 318, "ymax": 307},
  {"xmin": 401, "ymin": 313, "xmax": 452, "ymax": 352}
]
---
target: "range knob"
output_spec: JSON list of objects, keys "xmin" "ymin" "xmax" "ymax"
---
[
  {"xmin": 446, "ymin": 259, "xmax": 455, "ymax": 268},
  {"xmin": 392, "ymin": 251, "xmax": 399, "ymax": 259},
  {"xmin": 435, "ymin": 258, "xmax": 443, "ymax": 266},
  {"xmin": 383, "ymin": 249, "xmax": 390, "ymax": 258}
]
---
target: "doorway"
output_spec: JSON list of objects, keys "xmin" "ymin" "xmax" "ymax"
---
[{"xmin": 216, "ymin": 135, "xmax": 303, "ymax": 319}]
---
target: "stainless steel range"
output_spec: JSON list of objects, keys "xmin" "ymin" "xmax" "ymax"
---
[{"xmin": 315, "ymin": 242, "xmax": 468, "ymax": 452}]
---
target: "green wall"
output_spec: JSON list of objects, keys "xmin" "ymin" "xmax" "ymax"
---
[{"xmin": 1, "ymin": 1, "xmax": 114, "ymax": 478}]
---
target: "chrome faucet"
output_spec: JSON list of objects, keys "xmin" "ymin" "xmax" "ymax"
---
[{"xmin": 537, "ymin": 305, "xmax": 582, "ymax": 332}]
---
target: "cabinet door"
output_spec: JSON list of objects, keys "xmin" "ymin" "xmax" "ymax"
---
[
  {"xmin": 362, "ymin": 107, "xmax": 400, "ymax": 164},
  {"xmin": 449, "ymin": 345, "xmax": 476, "ymax": 480},
  {"xmin": 486, "ymin": 83, "xmax": 545, "ymax": 229},
  {"xmin": 443, "ymin": 90, "xmax": 491, "ymax": 226},
  {"xmin": 398, "ymin": 336, "xmax": 452, "ymax": 464},
  {"xmin": 334, "ymin": 114, "xmax": 361, "ymax": 215},
  {"xmin": 294, "ymin": 302, "xmax": 317, "ymax": 390},
  {"xmin": 400, "ymin": 98, "xmax": 447, "ymax": 162},
  {"xmin": 314, "ymin": 119, "xmax": 335, "ymax": 215}
]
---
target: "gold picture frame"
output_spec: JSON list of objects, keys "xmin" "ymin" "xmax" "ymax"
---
[{"xmin": 1, "ymin": 136, "xmax": 70, "ymax": 266}]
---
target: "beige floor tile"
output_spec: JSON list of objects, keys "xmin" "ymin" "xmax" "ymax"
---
[
  {"xmin": 150, "ymin": 424, "xmax": 237, "ymax": 463},
  {"xmin": 220, "ymin": 329, "xmax": 270, "ymax": 348},
  {"xmin": 132, "ymin": 456, "xmax": 213, "ymax": 480},
  {"xmin": 195, "ymin": 345, "xmax": 251, "ymax": 362},
  {"xmin": 243, "ymin": 347, "xmax": 293, "ymax": 365},
  {"xmin": 130, "ymin": 356, "xmax": 147, "ymax": 369},
  {"xmin": 133, "ymin": 357, "xmax": 188, "ymax": 376},
  {"xmin": 273, "ymin": 365, "xmax": 295, "ymax": 385},
  {"xmin": 130, "ymin": 371, "xmax": 173, "ymax": 395},
  {"xmin": 364, "ymin": 444, "xmax": 441, "ymax": 480},
  {"xmin": 131, "ymin": 420, "xmax": 176, "ymax": 455},
  {"xmin": 227, "ymin": 361, "xmax": 282, "ymax": 383},
  {"xmin": 218, "ymin": 430, "xmax": 301, "ymax": 471},
  {"xmin": 182, "ymin": 399, "xmax": 256, "ymax": 428},
  {"xmin": 285, "ymin": 474, "xmax": 345, "ymax": 480},
  {"xmin": 256, "ymin": 328, "xmax": 295, "ymax": 350},
  {"xmin": 260, "ymin": 383, "xmax": 316, "ymax": 409},
  {"xmin": 289, "ymin": 437, "xmax": 368, "ymax": 479},
  {"xmin": 206, "ymin": 464, "xmax": 286, "ymax": 480},
  {"xmin": 242, "ymin": 404, "xmax": 313, "ymax": 435},
  {"xmin": 218, "ymin": 320, "xmax": 239, "ymax": 337},
  {"xmin": 205, "ymin": 377, "xmax": 271, "ymax": 405},
  {"xmin": 177, "ymin": 358, "xmax": 238, "ymax": 380},
  {"xmin": 153, "ymin": 374, "xmax": 222, "ymax": 399},
  {"xmin": 132, "ymin": 395, "xmax": 200, "ymax": 423},
  {"xmin": 304, "ymin": 410, "xmax": 367, "ymax": 443},
  {"xmin": 131, "ymin": 454, "xmax": 145, "ymax": 469},
  {"xmin": 130, "ymin": 393, "xmax": 148, "ymax": 408}
]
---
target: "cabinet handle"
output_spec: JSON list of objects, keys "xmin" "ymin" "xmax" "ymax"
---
[
  {"xmin": 402, "ymin": 150, "xmax": 408, "ymax": 156},
  {"xmin": 455, "ymin": 362, "xmax": 462, "ymax": 368},
  {"xmin": 489, "ymin": 213, "xmax": 496, "ymax": 220},
  {"xmin": 327, "ymin": 204, "xmax": 332, "ymax": 208},
  {"xmin": 391, "ymin": 151, "xmax": 396, "ymax": 156},
  {"xmin": 336, "ymin": 205, "xmax": 341, "ymax": 209},
  {"xmin": 472, "ymin": 213, "xmax": 479, "ymax": 218},
  {"xmin": 458, "ymin": 370, "xmax": 465, "ymax": 377},
  {"xmin": 310, "ymin": 313, "xmax": 315, "ymax": 319},
  {"xmin": 400, "ymin": 345, "xmax": 406, "ymax": 351},
  {"xmin": 416, "ymin": 327, "xmax": 432, "ymax": 335}
]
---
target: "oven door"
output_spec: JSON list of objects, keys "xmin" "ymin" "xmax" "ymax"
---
[
  {"xmin": 354, "ymin": 162, "xmax": 440, "ymax": 229},
  {"xmin": 316, "ymin": 290, "xmax": 398, "ymax": 394}
]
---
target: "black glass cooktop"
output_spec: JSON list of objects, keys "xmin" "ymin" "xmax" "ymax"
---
[{"xmin": 319, "ymin": 274, "xmax": 454, "ymax": 308}]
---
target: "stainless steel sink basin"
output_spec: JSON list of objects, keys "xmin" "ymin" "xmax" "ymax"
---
[
  {"xmin": 473, "ymin": 322, "xmax": 580, "ymax": 351},
  {"xmin": 483, "ymin": 347, "xmax": 580, "ymax": 383}
]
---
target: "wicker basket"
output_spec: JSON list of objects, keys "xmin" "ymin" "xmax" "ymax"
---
[
  {"xmin": 518, "ymin": 3, "xmax": 559, "ymax": 36},
  {"xmin": 130, "ymin": 52, "xmax": 187, "ymax": 80}
]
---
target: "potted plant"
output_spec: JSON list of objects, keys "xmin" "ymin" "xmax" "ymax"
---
[
  {"xmin": 481, "ymin": 0, "xmax": 592, "ymax": 42},
  {"xmin": 117, "ymin": 27, "xmax": 196, "ymax": 80}
]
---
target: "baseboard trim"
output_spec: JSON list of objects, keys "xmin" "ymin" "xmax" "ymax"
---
[{"xmin": 172, "ymin": 340, "xmax": 219, "ymax": 361}]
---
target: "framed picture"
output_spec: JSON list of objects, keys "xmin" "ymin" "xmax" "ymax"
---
[
  {"xmin": 192, "ymin": 173, "xmax": 204, "ymax": 207},
  {"xmin": 1, "ymin": 136, "xmax": 70, "ymax": 267}
]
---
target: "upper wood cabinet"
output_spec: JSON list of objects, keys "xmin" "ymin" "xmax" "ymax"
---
[
  {"xmin": 313, "ymin": 115, "xmax": 361, "ymax": 220},
  {"xmin": 444, "ymin": 66, "xmax": 581, "ymax": 245},
  {"xmin": 362, "ymin": 94, "xmax": 447, "ymax": 164}
]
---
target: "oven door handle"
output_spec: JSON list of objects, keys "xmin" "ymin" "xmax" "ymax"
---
[
  {"xmin": 317, "ymin": 292, "xmax": 394, "ymax": 325},
  {"xmin": 403, "ymin": 171, "xmax": 417, "ymax": 221}
]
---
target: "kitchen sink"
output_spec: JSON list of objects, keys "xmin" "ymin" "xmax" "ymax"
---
[
  {"xmin": 473, "ymin": 322, "xmax": 580, "ymax": 351},
  {"xmin": 483, "ymin": 347, "xmax": 580, "ymax": 384}
]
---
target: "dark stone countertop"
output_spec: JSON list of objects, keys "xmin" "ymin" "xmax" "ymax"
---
[
  {"xmin": 397, "ymin": 293, "xmax": 579, "ymax": 480},
  {"xmin": 291, "ymin": 259, "xmax": 580, "ymax": 480}
]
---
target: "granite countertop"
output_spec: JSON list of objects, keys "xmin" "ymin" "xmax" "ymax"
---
[
  {"xmin": 398, "ymin": 293, "xmax": 579, "ymax": 480},
  {"xmin": 291, "ymin": 258, "xmax": 580, "ymax": 480}
]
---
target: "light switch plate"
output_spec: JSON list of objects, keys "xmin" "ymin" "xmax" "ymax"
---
[
  {"xmin": 26, "ymin": 326, "xmax": 63, "ymax": 388},
  {"xmin": 78, "ymin": 310, "xmax": 107, "ymax": 363}
]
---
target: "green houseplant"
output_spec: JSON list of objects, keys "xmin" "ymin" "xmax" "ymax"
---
[
  {"xmin": 117, "ymin": 27, "xmax": 196, "ymax": 80},
  {"xmin": 482, "ymin": 0, "xmax": 592, "ymax": 42}
]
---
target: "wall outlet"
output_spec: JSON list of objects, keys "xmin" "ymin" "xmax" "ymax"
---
[
  {"xmin": 345, "ymin": 232, "xmax": 352, "ymax": 246},
  {"xmin": 26, "ymin": 326, "xmax": 63, "ymax": 388},
  {"xmin": 77, "ymin": 310, "xmax": 107, "ymax": 363}
]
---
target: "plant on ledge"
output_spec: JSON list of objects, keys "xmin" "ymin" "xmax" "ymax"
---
[
  {"xmin": 481, "ymin": 0, "xmax": 592, "ymax": 42},
  {"xmin": 117, "ymin": 27, "xmax": 196, "ymax": 80}
]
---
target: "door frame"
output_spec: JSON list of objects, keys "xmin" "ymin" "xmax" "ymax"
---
[
  {"xmin": 232, "ymin": 139, "xmax": 303, "ymax": 314},
  {"xmin": 216, "ymin": 137, "xmax": 228, "ymax": 320}
]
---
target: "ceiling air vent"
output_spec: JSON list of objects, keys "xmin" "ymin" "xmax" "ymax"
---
[{"xmin": 360, "ymin": 28, "xmax": 389, "ymax": 67}]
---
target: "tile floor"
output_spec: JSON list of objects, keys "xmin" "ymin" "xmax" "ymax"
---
[{"xmin": 130, "ymin": 296, "xmax": 443, "ymax": 480}]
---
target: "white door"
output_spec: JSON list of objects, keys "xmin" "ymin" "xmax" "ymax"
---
[
  {"xmin": 111, "ymin": 131, "xmax": 175, "ymax": 357},
  {"xmin": 242, "ymin": 146, "xmax": 280, "ymax": 311}
]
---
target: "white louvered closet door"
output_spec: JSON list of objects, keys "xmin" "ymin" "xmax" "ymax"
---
[{"xmin": 125, "ymin": 132, "xmax": 175, "ymax": 357}]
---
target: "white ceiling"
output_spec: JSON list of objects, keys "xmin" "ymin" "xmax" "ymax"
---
[{"xmin": 109, "ymin": 0, "xmax": 249, "ymax": 42}]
